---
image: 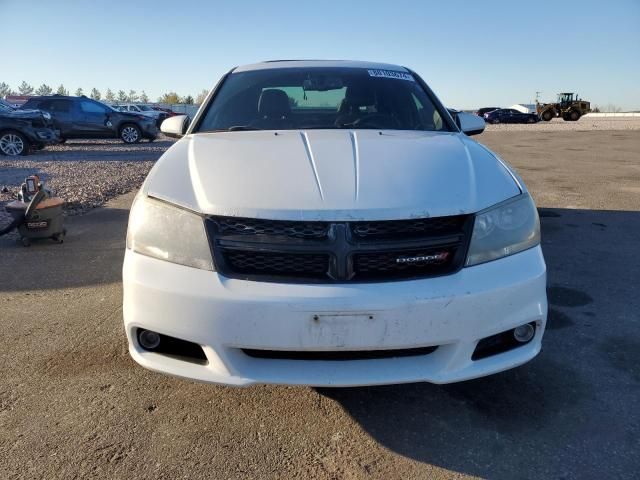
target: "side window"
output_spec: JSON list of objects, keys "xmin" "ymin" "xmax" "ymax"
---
[
  {"xmin": 47, "ymin": 100, "xmax": 72, "ymax": 113},
  {"xmin": 80, "ymin": 100, "xmax": 107, "ymax": 114}
]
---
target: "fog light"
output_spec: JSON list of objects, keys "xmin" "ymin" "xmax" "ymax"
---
[
  {"xmin": 513, "ymin": 323, "xmax": 535, "ymax": 343},
  {"xmin": 138, "ymin": 329, "xmax": 161, "ymax": 350}
]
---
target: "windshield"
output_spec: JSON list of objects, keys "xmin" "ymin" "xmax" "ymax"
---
[{"xmin": 195, "ymin": 67, "xmax": 452, "ymax": 132}]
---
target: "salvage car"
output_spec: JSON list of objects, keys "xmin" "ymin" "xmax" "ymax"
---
[
  {"xmin": 123, "ymin": 60, "xmax": 547, "ymax": 387},
  {"xmin": 111, "ymin": 103, "xmax": 170, "ymax": 126},
  {"xmin": 0, "ymin": 100, "xmax": 60, "ymax": 156},
  {"xmin": 21, "ymin": 95, "xmax": 158, "ymax": 143},
  {"xmin": 484, "ymin": 108, "xmax": 539, "ymax": 124},
  {"xmin": 475, "ymin": 107, "xmax": 501, "ymax": 117}
]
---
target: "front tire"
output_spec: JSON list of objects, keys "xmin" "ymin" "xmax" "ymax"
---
[
  {"xmin": 569, "ymin": 110, "xmax": 581, "ymax": 121},
  {"xmin": 0, "ymin": 131, "xmax": 30, "ymax": 156},
  {"xmin": 541, "ymin": 110, "xmax": 554, "ymax": 121},
  {"xmin": 120, "ymin": 124, "xmax": 141, "ymax": 144}
]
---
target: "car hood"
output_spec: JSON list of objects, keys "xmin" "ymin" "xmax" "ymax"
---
[
  {"xmin": 116, "ymin": 111, "xmax": 151, "ymax": 120},
  {"xmin": 144, "ymin": 130, "xmax": 521, "ymax": 221}
]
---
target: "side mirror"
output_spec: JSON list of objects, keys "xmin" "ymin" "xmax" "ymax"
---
[
  {"xmin": 160, "ymin": 114, "xmax": 190, "ymax": 138},
  {"xmin": 456, "ymin": 111, "xmax": 485, "ymax": 136}
]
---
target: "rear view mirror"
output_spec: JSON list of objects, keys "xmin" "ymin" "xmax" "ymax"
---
[
  {"xmin": 456, "ymin": 111, "xmax": 485, "ymax": 136},
  {"xmin": 161, "ymin": 115, "xmax": 190, "ymax": 138},
  {"xmin": 302, "ymin": 76, "xmax": 343, "ymax": 91}
]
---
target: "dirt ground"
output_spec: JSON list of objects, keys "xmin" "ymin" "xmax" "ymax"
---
[{"xmin": 1, "ymin": 129, "xmax": 639, "ymax": 479}]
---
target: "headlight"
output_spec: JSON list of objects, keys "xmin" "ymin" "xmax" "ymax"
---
[
  {"xmin": 465, "ymin": 194, "xmax": 540, "ymax": 267},
  {"xmin": 42, "ymin": 112, "xmax": 51, "ymax": 120},
  {"xmin": 126, "ymin": 195, "xmax": 214, "ymax": 270}
]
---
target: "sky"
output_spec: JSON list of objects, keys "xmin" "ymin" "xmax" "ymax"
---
[{"xmin": 1, "ymin": 0, "xmax": 639, "ymax": 110}]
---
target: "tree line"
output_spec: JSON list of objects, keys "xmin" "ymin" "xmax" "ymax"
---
[{"xmin": 0, "ymin": 81, "xmax": 209, "ymax": 105}]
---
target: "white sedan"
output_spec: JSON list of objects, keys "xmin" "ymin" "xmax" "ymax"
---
[{"xmin": 123, "ymin": 60, "xmax": 547, "ymax": 387}]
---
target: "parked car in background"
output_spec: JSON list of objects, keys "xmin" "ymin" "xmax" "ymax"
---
[
  {"xmin": 151, "ymin": 106, "xmax": 177, "ymax": 117},
  {"xmin": 112, "ymin": 103, "xmax": 170, "ymax": 126},
  {"xmin": 484, "ymin": 108, "xmax": 539, "ymax": 124},
  {"xmin": 21, "ymin": 95, "xmax": 158, "ymax": 143},
  {"xmin": 124, "ymin": 60, "xmax": 546, "ymax": 387},
  {"xmin": 475, "ymin": 107, "xmax": 501, "ymax": 117},
  {"xmin": 0, "ymin": 101, "xmax": 60, "ymax": 156}
]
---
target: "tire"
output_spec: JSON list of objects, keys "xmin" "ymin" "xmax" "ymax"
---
[
  {"xmin": 541, "ymin": 110, "xmax": 554, "ymax": 122},
  {"xmin": 492, "ymin": 118, "xmax": 500, "ymax": 124},
  {"xmin": 527, "ymin": 116, "xmax": 535, "ymax": 123},
  {"xmin": 569, "ymin": 110, "xmax": 580, "ymax": 121},
  {"xmin": 120, "ymin": 124, "xmax": 142, "ymax": 144},
  {"xmin": 0, "ymin": 131, "xmax": 30, "ymax": 156}
]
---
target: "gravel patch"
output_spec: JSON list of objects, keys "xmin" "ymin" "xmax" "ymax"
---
[
  {"xmin": 0, "ymin": 137, "xmax": 175, "ymax": 238},
  {"xmin": 484, "ymin": 116, "xmax": 640, "ymax": 132}
]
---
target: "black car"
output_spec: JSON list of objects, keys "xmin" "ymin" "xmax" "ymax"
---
[
  {"xmin": 0, "ymin": 100, "xmax": 60, "ymax": 156},
  {"xmin": 20, "ymin": 95, "xmax": 158, "ymax": 143},
  {"xmin": 475, "ymin": 107, "xmax": 501, "ymax": 117},
  {"xmin": 484, "ymin": 108, "xmax": 539, "ymax": 124}
]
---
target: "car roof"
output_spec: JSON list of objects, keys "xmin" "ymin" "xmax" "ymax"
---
[
  {"xmin": 233, "ymin": 59, "xmax": 410, "ymax": 73},
  {"xmin": 27, "ymin": 95, "xmax": 84, "ymax": 101}
]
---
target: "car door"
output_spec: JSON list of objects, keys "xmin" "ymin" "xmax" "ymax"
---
[
  {"xmin": 494, "ymin": 109, "xmax": 507, "ymax": 123},
  {"xmin": 78, "ymin": 99, "xmax": 113, "ymax": 137},
  {"xmin": 513, "ymin": 110, "xmax": 526, "ymax": 123},
  {"xmin": 39, "ymin": 99, "xmax": 75, "ymax": 136}
]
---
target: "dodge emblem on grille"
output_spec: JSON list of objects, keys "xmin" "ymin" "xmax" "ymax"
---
[{"xmin": 396, "ymin": 252, "xmax": 449, "ymax": 264}]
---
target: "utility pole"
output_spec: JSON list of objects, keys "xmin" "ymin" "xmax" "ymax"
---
[{"xmin": 535, "ymin": 91, "xmax": 541, "ymax": 105}]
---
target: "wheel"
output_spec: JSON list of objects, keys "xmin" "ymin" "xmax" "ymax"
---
[
  {"xmin": 21, "ymin": 237, "xmax": 31, "ymax": 247},
  {"xmin": 527, "ymin": 116, "xmax": 535, "ymax": 123},
  {"xmin": 52, "ymin": 233, "xmax": 64, "ymax": 244},
  {"xmin": 120, "ymin": 124, "xmax": 141, "ymax": 144},
  {"xmin": 541, "ymin": 110, "xmax": 554, "ymax": 121},
  {"xmin": 492, "ymin": 118, "xmax": 500, "ymax": 124},
  {"xmin": 569, "ymin": 110, "xmax": 580, "ymax": 121},
  {"xmin": 0, "ymin": 131, "xmax": 30, "ymax": 156}
]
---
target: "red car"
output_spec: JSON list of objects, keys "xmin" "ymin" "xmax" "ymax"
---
[{"xmin": 151, "ymin": 106, "xmax": 177, "ymax": 117}]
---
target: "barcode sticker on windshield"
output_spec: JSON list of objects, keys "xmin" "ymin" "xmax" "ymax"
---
[{"xmin": 367, "ymin": 69, "xmax": 415, "ymax": 82}]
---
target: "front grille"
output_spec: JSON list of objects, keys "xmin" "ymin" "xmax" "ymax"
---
[
  {"xmin": 217, "ymin": 217, "xmax": 329, "ymax": 239},
  {"xmin": 206, "ymin": 215, "xmax": 473, "ymax": 283},
  {"xmin": 351, "ymin": 216, "xmax": 466, "ymax": 239},
  {"xmin": 224, "ymin": 250, "xmax": 329, "ymax": 278},
  {"xmin": 354, "ymin": 246, "xmax": 456, "ymax": 280},
  {"xmin": 242, "ymin": 346, "xmax": 438, "ymax": 361}
]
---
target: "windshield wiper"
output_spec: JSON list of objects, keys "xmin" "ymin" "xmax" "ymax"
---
[{"xmin": 227, "ymin": 125, "xmax": 262, "ymax": 131}]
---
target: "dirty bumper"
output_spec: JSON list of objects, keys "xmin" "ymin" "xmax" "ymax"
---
[{"xmin": 123, "ymin": 246, "xmax": 547, "ymax": 387}]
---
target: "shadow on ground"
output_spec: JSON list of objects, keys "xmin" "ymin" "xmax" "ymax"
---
[
  {"xmin": 0, "ymin": 204, "xmax": 130, "ymax": 291},
  {"xmin": 317, "ymin": 207, "xmax": 640, "ymax": 479}
]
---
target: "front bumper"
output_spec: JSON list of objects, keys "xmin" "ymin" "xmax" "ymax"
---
[
  {"xmin": 140, "ymin": 122, "xmax": 159, "ymax": 138},
  {"xmin": 123, "ymin": 246, "xmax": 547, "ymax": 387}
]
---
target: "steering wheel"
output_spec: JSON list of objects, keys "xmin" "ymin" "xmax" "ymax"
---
[{"xmin": 348, "ymin": 113, "xmax": 400, "ymax": 129}]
